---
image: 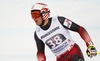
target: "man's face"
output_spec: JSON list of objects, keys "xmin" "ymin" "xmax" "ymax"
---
[{"xmin": 31, "ymin": 10, "xmax": 43, "ymax": 25}]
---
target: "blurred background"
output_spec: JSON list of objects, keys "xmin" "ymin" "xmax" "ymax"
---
[{"xmin": 0, "ymin": 0, "xmax": 100, "ymax": 61}]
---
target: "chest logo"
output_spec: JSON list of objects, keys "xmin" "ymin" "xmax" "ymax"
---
[{"xmin": 41, "ymin": 26, "xmax": 59, "ymax": 39}]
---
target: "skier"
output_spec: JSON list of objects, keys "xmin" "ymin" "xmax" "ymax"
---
[{"xmin": 31, "ymin": 3, "xmax": 97, "ymax": 61}]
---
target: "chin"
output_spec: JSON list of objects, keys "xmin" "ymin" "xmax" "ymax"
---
[{"xmin": 36, "ymin": 24, "xmax": 40, "ymax": 26}]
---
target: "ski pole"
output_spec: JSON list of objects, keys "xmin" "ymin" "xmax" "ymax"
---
[{"xmin": 97, "ymin": 52, "xmax": 100, "ymax": 54}]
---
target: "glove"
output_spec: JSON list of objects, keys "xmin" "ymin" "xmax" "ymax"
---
[{"xmin": 86, "ymin": 45, "xmax": 97, "ymax": 58}]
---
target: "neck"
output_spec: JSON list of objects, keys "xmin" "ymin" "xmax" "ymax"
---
[
  {"xmin": 40, "ymin": 18, "xmax": 52, "ymax": 30},
  {"xmin": 42, "ymin": 19, "xmax": 49, "ymax": 26}
]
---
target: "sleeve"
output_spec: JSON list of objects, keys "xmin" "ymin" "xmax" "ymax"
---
[
  {"xmin": 78, "ymin": 26, "xmax": 94, "ymax": 47},
  {"xmin": 58, "ymin": 16, "xmax": 79, "ymax": 32},
  {"xmin": 34, "ymin": 31, "xmax": 46, "ymax": 61},
  {"xmin": 58, "ymin": 16, "xmax": 94, "ymax": 47}
]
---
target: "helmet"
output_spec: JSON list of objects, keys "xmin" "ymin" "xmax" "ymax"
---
[{"xmin": 31, "ymin": 3, "xmax": 50, "ymax": 20}]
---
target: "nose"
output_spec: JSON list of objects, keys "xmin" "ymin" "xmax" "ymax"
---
[
  {"xmin": 32, "ymin": 18, "xmax": 35, "ymax": 21},
  {"xmin": 32, "ymin": 17, "xmax": 36, "ymax": 19}
]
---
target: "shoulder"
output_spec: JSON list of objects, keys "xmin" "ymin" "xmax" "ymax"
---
[
  {"xmin": 34, "ymin": 27, "xmax": 41, "ymax": 40},
  {"xmin": 51, "ymin": 16, "xmax": 66, "ymax": 22},
  {"xmin": 51, "ymin": 16, "xmax": 66, "ymax": 19},
  {"xmin": 34, "ymin": 26, "xmax": 41, "ymax": 38},
  {"xmin": 55, "ymin": 16, "xmax": 67, "ymax": 25},
  {"xmin": 58, "ymin": 16, "xmax": 66, "ymax": 20},
  {"xmin": 35, "ymin": 26, "xmax": 41, "ymax": 33},
  {"xmin": 57, "ymin": 16, "xmax": 73, "ymax": 28}
]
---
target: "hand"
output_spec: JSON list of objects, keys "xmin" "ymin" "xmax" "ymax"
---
[
  {"xmin": 37, "ymin": 52, "xmax": 46, "ymax": 61},
  {"xmin": 86, "ymin": 45, "xmax": 97, "ymax": 58}
]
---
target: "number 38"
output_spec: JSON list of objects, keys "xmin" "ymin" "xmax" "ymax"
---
[{"xmin": 47, "ymin": 35, "xmax": 63, "ymax": 49}]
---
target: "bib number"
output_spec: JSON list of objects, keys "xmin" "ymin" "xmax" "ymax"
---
[{"xmin": 46, "ymin": 34, "xmax": 66, "ymax": 49}]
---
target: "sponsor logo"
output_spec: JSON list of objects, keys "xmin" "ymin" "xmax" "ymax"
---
[
  {"xmin": 64, "ymin": 19, "xmax": 72, "ymax": 28},
  {"xmin": 52, "ymin": 41, "xmax": 68, "ymax": 53},
  {"xmin": 41, "ymin": 26, "xmax": 59, "ymax": 39}
]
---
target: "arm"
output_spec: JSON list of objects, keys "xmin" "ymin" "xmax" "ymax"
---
[
  {"xmin": 58, "ymin": 16, "xmax": 97, "ymax": 57},
  {"xmin": 78, "ymin": 26, "xmax": 94, "ymax": 47},
  {"xmin": 34, "ymin": 32, "xmax": 46, "ymax": 61},
  {"xmin": 77, "ymin": 26, "xmax": 97, "ymax": 57},
  {"xmin": 58, "ymin": 16, "xmax": 93, "ymax": 46}
]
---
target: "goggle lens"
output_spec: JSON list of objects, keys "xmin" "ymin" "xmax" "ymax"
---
[{"xmin": 31, "ymin": 11, "xmax": 41, "ymax": 19}]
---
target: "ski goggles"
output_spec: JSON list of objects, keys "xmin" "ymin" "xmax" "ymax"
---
[{"xmin": 31, "ymin": 10, "xmax": 41, "ymax": 19}]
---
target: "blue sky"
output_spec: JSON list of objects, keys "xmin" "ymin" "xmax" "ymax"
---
[{"xmin": 0, "ymin": 0, "xmax": 100, "ymax": 61}]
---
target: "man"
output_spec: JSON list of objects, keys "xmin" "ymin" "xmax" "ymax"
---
[{"xmin": 31, "ymin": 3, "xmax": 97, "ymax": 61}]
